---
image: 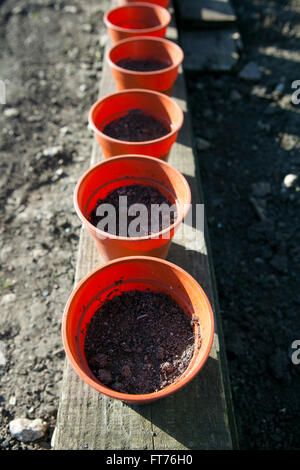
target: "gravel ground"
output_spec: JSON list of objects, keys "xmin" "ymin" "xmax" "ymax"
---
[
  {"xmin": 0, "ymin": 0, "xmax": 109, "ymax": 449},
  {"xmin": 0, "ymin": 0, "xmax": 299, "ymax": 451}
]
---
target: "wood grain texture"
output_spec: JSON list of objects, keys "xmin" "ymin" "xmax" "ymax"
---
[{"xmin": 53, "ymin": 2, "xmax": 236, "ymax": 450}]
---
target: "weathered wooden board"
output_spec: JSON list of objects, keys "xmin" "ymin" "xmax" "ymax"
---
[
  {"xmin": 53, "ymin": 3, "xmax": 237, "ymax": 451},
  {"xmin": 180, "ymin": 29, "xmax": 241, "ymax": 72},
  {"xmin": 175, "ymin": 0, "xmax": 236, "ymax": 29}
]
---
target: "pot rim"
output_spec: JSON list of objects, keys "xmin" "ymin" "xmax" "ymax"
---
[
  {"xmin": 103, "ymin": 2, "xmax": 171, "ymax": 35},
  {"xmin": 88, "ymin": 88, "xmax": 184, "ymax": 147},
  {"xmin": 74, "ymin": 154, "xmax": 191, "ymax": 242},
  {"xmin": 107, "ymin": 36, "xmax": 184, "ymax": 77},
  {"xmin": 62, "ymin": 255, "xmax": 215, "ymax": 403}
]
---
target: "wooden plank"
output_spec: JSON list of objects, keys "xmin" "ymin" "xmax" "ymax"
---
[
  {"xmin": 175, "ymin": 0, "xmax": 237, "ymax": 29},
  {"xmin": 180, "ymin": 29, "xmax": 241, "ymax": 72},
  {"xmin": 53, "ymin": 2, "xmax": 237, "ymax": 450}
]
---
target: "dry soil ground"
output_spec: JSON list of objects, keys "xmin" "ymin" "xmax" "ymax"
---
[{"xmin": 0, "ymin": 0, "xmax": 110, "ymax": 449}]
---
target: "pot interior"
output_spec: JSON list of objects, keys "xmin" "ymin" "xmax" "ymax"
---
[
  {"xmin": 108, "ymin": 6, "xmax": 166, "ymax": 31},
  {"xmin": 90, "ymin": 92, "xmax": 183, "ymax": 139},
  {"xmin": 75, "ymin": 279, "xmax": 200, "ymax": 387},
  {"xmin": 110, "ymin": 40, "xmax": 178, "ymax": 70}
]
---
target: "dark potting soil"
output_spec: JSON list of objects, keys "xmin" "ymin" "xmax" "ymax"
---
[
  {"xmin": 101, "ymin": 108, "xmax": 170, "ymax": 142},
  {"xmin": 84, "ymin": 290, "xmax": 196, "ymax": 394},
  {"xmin": 88, "ymin": 183, "xmax": 177, "ymax": 237},
  {"xmin": 116, "ymin": 57, "xmax": 170, "ymax": 72}
]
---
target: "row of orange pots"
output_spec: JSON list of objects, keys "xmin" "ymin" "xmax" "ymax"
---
[{"xmin": 62, "ymin": 1, "xmax": 214, "ymax": 405}]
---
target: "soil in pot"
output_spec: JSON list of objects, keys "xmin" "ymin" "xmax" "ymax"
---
[
  {"xmin": 116, "ymin": 57, "xmax": 170, "ymax": 72},
  {"xmin": 88, "ymin": 183, "xmax": 177, "ymax": 237},
  {"xmin": 84, "ymin": 290, "xmax": 197, "ymax": 394},
  {"xmin": 101, "ymin": 108, "xmax": 170, "ymax": 142}
]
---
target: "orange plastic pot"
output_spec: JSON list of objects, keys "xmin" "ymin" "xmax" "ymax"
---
[
  {"xmin": 74, "ymin": 154, "xmax": 191, "ymax": 261},
  {"xmin": 62, "ymin": 256, "xmax": 215, "ymax": 404},
  {"xmin": 107, "ymin": 36, "xmax": 184, "ymax": 95},
  {"xmin": 103, "ymin": 3, "xmax": 171, "ymax": 44},
  {"xmin": 88, "ymin": 89, "xmax": 183, "ymax": 161},
  {"xmin": 118, "ymin": 0, "xmax": 170, "ymax": 8}
]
